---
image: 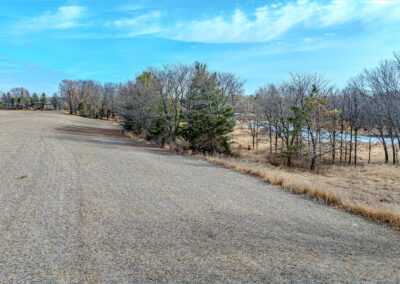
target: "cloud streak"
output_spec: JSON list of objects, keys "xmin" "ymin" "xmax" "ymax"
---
[
  {"xmin": 17, "ymin": 5, "xmax": 86, "ymax": 31},
  {"xmin": 107, "ymin": 10, "xmax": 161, "ymax": 27},
  {"xmin": 103, "ymin": 10, "xmax": 162, "ymax": 38},
  {"xmin": 164, "ymin": 0, "xmax": 400, "ymax": 43}
]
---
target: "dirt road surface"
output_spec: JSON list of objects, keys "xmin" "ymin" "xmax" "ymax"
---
[{"xmin": 0, "ymin": 111, "xmax": 399, "ymax": 283}]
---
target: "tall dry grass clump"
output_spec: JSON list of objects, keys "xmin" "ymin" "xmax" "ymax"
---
[
  {"xmin": 197, "ymin": 155, "xmax": 344, "ymax": 205},
  {"xmin": 344, "ymin": 203, "xmax": 400, "ymax": 229}
]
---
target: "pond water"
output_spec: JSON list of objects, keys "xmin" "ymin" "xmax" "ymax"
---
[{"xmin": 236, "ymin": 122, "xmax": 399, "ymax": 145}]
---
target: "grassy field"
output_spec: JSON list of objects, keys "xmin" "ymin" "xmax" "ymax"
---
[{"xmin": 198, "ymin": 128, "xmax": 400, "ymax": 229}]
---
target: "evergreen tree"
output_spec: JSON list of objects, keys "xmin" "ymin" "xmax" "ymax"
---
[
  {"xmin": 182, "ymin": 63, "xmax": 235, "ymax": 154},
  {"xmin": 6, "ymin": 92, "xmax": 12, "ymax": 107},
  {"xmin": 40, "ymin": 93, "xmax": 48, "ymax": 104},
  {"xmin": 1, "ymin": 93, "xmax": 7, "ymax": 108},
  {"xmin": 51, "ymin": 93, "xmax": 59, "ymax": 109},
  {"xmin": 31, "ymin": 93, "xmax": 39, "ymax": 106}
]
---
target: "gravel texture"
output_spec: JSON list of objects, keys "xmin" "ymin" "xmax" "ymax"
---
[{"xmin": 0, "ymin": 111, "xmax": 399, "ymax": 283}]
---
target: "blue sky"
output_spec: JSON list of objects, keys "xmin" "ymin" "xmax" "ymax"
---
[{"xmin": 1, "ymin": 0, "xmax": 400, "ymax": 95}]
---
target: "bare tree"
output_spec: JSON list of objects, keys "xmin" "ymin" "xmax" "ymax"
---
[
  {"xmin": 59, "ymin": 80, "xmax": 78, "ymax": 114},
  {"xmin": 239, "ymin": 94, "xmax": 263, "ymax": 151},
  {"xmin": 362, "ymin": 59, "xmax": 400, "ymax": 164},
  {"xmin": 9, "ymin": 87, "xmax": 30, "ymax": 108},
  {"xmin": 259, "ymin": 84, "xmax": 280, "ymax": 155}
]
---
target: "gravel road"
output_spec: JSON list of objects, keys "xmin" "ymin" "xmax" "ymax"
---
[{"xmin": 0, "ymin": 111, "xmax": 399, "ymax": 283}]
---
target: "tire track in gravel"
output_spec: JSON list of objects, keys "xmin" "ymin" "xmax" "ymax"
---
[
  {"xmin": 0, "ymin": 114, "xmax": 54, "ymax": 281},
  {"xmin": 43, "ymin": 131, "xmax": 86, "ymax": 283},
  {"xmin": 0, "ymin": 112, "xmax": 86, "ymax": 282}
]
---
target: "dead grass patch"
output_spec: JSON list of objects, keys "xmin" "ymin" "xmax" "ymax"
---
[{"xmin": 55, "ymin": 125, "xmax": 124, "ymax": 137}]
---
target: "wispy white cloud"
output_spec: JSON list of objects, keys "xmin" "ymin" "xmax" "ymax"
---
[
  {"xmin": 107, "ymin": 10, "xmax": 161, "ymax": 27},
  {"xmin": 316, "ymin": 0, "xmax": 400, "ymax": 27},
  {"xmin": 17, "ymin": 5, "xmax": 86, "ymax": 31},
  {"xmin": 115, "ymin": 3, "xmax": 147, "ymax": 12},
  {"xmin": 104, "ymin": 10, "xmax": 162, "ymax": 38},
  {"xmin": 164, "ymin": 0, "xmax": 400, "ymax": 43}
]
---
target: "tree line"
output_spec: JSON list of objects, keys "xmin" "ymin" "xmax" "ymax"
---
[
  {"xmin": 58, "ymin": 62, "xmax": 244, "ymax": 153},
  {"xmin": 2, "ymin": 54, "xmax": 399, "ymax": 169},
  {"xmin": 0, "ymin": 87, "xmax": 60, "ymax": 109},
  {"xmin": 58, "ymin": 80, "xmax": 118, "ymax": 119},
  {"xmin": 239, "ymin": 53, "xmax": 400, "ymax": 169}
]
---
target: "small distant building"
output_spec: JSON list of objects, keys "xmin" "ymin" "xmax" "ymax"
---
[
  {"xmin": 44, "ymin": 104, "xmax": 54, "ymax": 110},
  {"xmin": 34, "ymin": 102, "xmax": 44, "ymax": 110}
]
